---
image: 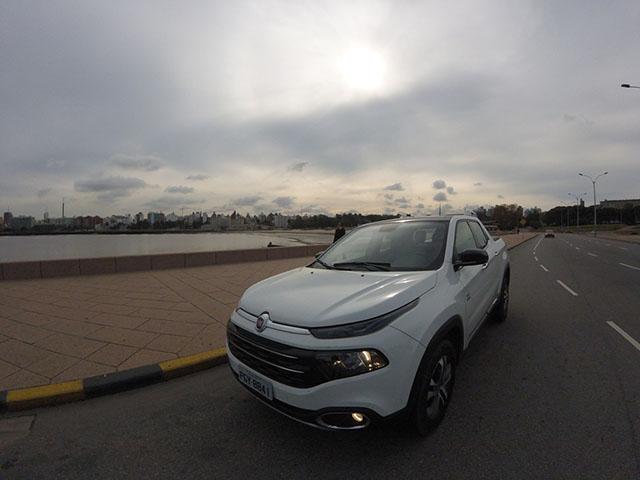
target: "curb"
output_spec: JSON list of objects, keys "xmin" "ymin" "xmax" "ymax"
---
[
  {"xmin": 0, "ymin": 348, "xmax": 227, "ymax": 413},
  {"xmin": 0, "ymin": 234, "xmax": 536, "ymax": 414},
  {"xmin": 505, "ymin": 233, "xmax": 538, "ymax": 250}
]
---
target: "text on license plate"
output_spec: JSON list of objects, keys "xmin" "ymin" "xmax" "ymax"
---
[{"xmin": 238, "ymin": 367, "xmax": 273, "ymax": 400}]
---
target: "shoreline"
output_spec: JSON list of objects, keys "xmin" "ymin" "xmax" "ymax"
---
[{"xmin": 0, "ymin": 228, "xmax": 334, "ymax": 237}]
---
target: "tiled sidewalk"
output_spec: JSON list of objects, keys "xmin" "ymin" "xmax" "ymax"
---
[
  {"xmin": 0, "ymin": 257, "xmax": 312, "ymax": 391},
  {"xmin": 0, "ymin": 233, "xmax": 536, "ymax": 392}
]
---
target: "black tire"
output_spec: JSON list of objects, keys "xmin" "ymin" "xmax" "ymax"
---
[
  {"xmin": 493, "ymin": 273, "xmax": 510, "ymax": 323},
  {"xmin": 409, "ymin": 339, "xmax": 457, "ymax": 436}
]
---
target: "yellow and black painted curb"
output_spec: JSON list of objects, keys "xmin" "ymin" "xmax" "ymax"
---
[{"xmin": 0, "ymin": 347, "xmax": 227, "ymax": 413}]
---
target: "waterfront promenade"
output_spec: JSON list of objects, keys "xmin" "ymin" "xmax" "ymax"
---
[{"xmin": 0, "ymin": 233, "xmax": 535, "ymax": 392}]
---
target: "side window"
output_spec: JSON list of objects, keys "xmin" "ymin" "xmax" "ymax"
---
[
  {"xmin": 468, "ymin": 221, "xmax": 489, "ymax": 249},
  {"xmin": 453, "ymin": 221, "xmax": 477, "ymax": 258}
]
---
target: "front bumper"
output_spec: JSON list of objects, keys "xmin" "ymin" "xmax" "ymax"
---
[{"xmin": 226, "ymin": 310, "xmax": 426, "ymax": 429}]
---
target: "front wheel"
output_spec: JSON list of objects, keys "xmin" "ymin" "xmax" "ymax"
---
[{"xmin": 409, "ymin": 339, "xmax": 457, "ymax": 436}]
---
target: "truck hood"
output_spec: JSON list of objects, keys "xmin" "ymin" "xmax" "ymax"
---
[{"xmin": 238, "ymin": 267, "xmax": 438, "ymax": 328}]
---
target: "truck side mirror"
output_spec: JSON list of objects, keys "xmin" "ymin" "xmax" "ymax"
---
[{"xmin": 454, "ymin": 248, "xmax": 488, "ymax": 271}]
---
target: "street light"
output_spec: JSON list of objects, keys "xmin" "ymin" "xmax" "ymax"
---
[
  {"xmin": 578, "ymin": 172, "xmax": 608, "ymax": 236},
  {"xmin": 567, "ymin": 193, "xmax": 587, "ymax": 230},
  {"xmin": 621, "ymin": 83, "xmax": 640, "ymax": 89},
  {"xmin": 559, "ymin": 200, "xmax": 570, "ymax": 229}
]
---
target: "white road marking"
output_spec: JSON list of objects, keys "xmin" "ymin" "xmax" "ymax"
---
[
  {"xmin": 587, "ymin": 252, "xmax": 598, "ymax": 257},
  {"xmin": 534, "ymin": 256, "xmax": 539, "ymax": 261},
  {"xmin": 540, "ymin": 264, "xmax": 549, "ymax": 272},
  {"xmin": 556, "ymin": 280, "xmax": 579, "ymax": 296},
  {"xmin": 618, "ymin": 247, "xmax": 628, "ymax": 251},
  {"xmin": 605, "ymin": 243, "xmax": 611, "ymax": 247},
  {"xmin": 607, "ymin": 321, "xmax": 640, "ymax": 353},
  {"xmin": 533, "ymin": 236, "xmax": 543, "ymax": 251},
  {"xmin": 620, "ymin": 262, "xmax": 640, "ymax": 271},
  {"xmin": 575, "ymin": 247, "xmax": 580, "ymax": 250}
]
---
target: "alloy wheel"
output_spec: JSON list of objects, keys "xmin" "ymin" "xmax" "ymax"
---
[{"xmin": 426, "ymin": 355, "xmax": 452, "ymax": 419}]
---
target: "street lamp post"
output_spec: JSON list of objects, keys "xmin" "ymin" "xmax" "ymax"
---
[
  {"xmin": 567, "ymin": 193, "xmax": 587, "ymax": 231},
  {"xmin": 578, "ymin": 172, "xmax": 608, "ymax": 236},
  {"xmin": 559, "ymin": 200, "xmax": 569, "ymax": 229}
]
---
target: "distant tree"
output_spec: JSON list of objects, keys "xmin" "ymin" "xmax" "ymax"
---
[
  {"xmin": 524, "ymin": 207, "xmax": 542, "ymax": 229},
  {"xmin": 492, "ymin": 204, "xmax": 522, "ymax": 230}
]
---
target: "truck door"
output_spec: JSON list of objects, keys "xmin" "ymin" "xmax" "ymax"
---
[
  {"xmin": 452, "ymin": 220, "xmax": 488, "ymax": 337},
  {"xmin": 468, "ymin": 220, "xmax": 501, "ymax": 310}
]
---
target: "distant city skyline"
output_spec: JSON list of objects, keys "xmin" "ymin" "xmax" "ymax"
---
[{"xmin": 2, "ymin": 1, "xmax": 639, "ymax": 217}]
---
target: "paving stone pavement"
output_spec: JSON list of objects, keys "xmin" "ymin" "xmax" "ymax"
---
[
  {"xmin": 0, "ymin": 233, "xmax": 535, "ymax": 392},
  {"xmin": 0, "ymin": 256, "xmax": 313, "ymax": 391}
]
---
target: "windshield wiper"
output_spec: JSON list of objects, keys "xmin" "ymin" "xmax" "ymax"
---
[
  {"xmin": 313, "ymin": 257, "xmax": 335, "ymax": 270},
  {"xmin": 332, "ymin": 261, "xmax": 391, "ymax": 271}
]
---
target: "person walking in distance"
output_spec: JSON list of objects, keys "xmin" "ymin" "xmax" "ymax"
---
[{"xmin": 333, "ymin": 222, "xmax": 346, "ymax": 242}]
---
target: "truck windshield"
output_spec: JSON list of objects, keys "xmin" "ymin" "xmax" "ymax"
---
[{"xmin": 316, "ymin": 220, "xmax": 449, "ymax": 271}]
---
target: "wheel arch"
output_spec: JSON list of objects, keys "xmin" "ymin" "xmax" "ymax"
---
[{"xmin": 424, "ymin": 314, "xmax": 464, "ymax": 362}]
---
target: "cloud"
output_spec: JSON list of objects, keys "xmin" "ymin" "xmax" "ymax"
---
[
  {"xmin": 473, "ymin": 182, "xmax": 483, "ymax": 186},
  {"xmin": 165, "ymin": 185, "xmax": 194, "ymax": 194},
  {"xmin": 233, "ymin": 195, "xmax": 262, "ymax": 206},
  {"xmin": 383, "ymin": 183, "xmax": 404, "ymax": 191},
  {"xmin": 497, "ymin": 194, "xmax": 505, "ymax": 199},
  {"xmin": 383, "ymin": 193, "xmax": 394, "ymax": 200},
  {"xmin": 185, "ymin": 174, "xmax": 209, "ymax": 181},
  {"xmin": 416, "ymin": 203, "xmax": 425, "ymax": 209},
  {"xmin": 394, "ymin": 196, "xmax": 410, "ymax": 204},
  {"xmin": 37, "ymin": 188, "xmax": 52, "ymax": 198},
  {"xmin": 446, "ymin": 186, "xmax": 457, "ymax": 195},
  {"xmin": 144, "ymin": 196, "xmax": 205, "ymax": 210},
  {"xmin": 432, "ymin": 180, "xmax": 446, "ymax": 190},
  {"xmin": 75, "ymin": 176, "xmax": 147, "ymax": 194},
  {"xmin": 272, "ymin": 196, "xmax": 295, "ymax": 209},
  {"xmin": 109, "ymin": 154, "xmax": 164, "ymax": 171},
  {"xmin": 563, "ymin": 113, "xmax": 594, "ymax": 126},
  {"xmin": 433, "ymin": 192, "xmax": 448, "ymax": 202},
  {"xmin": 288, "ymin": 161, "xmax": 308, "ymax": 172}
]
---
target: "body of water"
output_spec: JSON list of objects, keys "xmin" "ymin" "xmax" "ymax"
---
[{"xmin": 0, "ymin": 231, "xmax": 333, "ymax": 262}]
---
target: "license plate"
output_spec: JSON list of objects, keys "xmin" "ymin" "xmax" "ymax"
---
[{"xmin": 238, "ymin": 367, "xmax": 273, "ymax": 400}]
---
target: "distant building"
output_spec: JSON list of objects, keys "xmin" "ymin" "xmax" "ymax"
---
[
  {"xmin": 10, "ymin": 215, "xmax": 35, "ymax": 230},
  {"xmin": 148, "ymin": 212, "xmax": 165, "ymax": 225},
  {"xmin": 165, "ymin": 212, "xmax": 179, "ymax": 222},
  {"xmin": 135, "ymin": 212, "xmax": 145, "ymax": 224},
  {"xmin": 3, "ymin": 211, "xmax": 13, "ymax": 227},
  {"xmin": 74, "ymin": 215, "xmax": 103, "ymax": 229},
  {"xmin": 600, "ymin": 198, "xmax": 640, "ymax": 209},
  {"xmin": 274, "ymin": 214, "xmax": 290, "ymax": 229}
]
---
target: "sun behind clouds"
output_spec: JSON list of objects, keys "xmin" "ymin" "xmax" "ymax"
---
[{"xmin": 338, "ymin": 46, "xmax": 387, "ymax": 94}]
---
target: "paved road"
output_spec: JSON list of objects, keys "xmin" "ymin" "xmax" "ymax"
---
[{"xmin": 2, "ymin": 235, "xmax": 640, "ymax": 479}]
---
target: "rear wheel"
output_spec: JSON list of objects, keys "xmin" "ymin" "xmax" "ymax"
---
[
  {"xmin": 493, "ymin": 274, "xmax": 509, "ymax": 323},
  {"xmin": 409, "ymin": 339, "xmax": 457, "ymax": 436}
]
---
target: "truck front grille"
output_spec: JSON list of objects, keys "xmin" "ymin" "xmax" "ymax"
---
[{"xmin": 227, "ymin": 322, "xmax": 326, "ymax": 388}]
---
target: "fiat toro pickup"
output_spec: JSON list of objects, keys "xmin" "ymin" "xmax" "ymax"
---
[{"xmin": 227, "ymin": 215, "xmax": 510, "ymax": 434}]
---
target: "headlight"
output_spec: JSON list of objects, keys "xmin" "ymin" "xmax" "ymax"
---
[
  {"xmin": 315, "ymin": 349, "xmax": 388, "ymax": 380},
  {"xmin": 308, "ymin": 298, "xmax": 419, "ymax": 339}
]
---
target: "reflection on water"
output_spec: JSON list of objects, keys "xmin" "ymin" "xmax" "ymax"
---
[{"xmin": 0, "ymin": 231, "xmax": 333, "ymax": 262}]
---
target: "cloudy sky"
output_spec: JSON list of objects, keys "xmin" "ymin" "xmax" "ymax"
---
[{"xmin": 2, "ymin": 0, "xmax": 639, "ymax": 218}]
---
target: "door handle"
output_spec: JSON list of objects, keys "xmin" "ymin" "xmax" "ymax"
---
[{"xmin": 494, "ymin": 250, "xmax": 499, "ymax": 256}]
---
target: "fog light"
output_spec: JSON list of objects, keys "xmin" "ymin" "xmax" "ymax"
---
[
  {"xmin": 351, "ymin": 412, "xmax": 364, "ymax": 423},
  {"xmin": 317, "ymin": 412, "xmax": 370, "ymax": 429}
]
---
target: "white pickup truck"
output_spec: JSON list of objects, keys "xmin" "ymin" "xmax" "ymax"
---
[{"xmin": 227, "ymin": 215, "xmax": 510, "ymax": 435}]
